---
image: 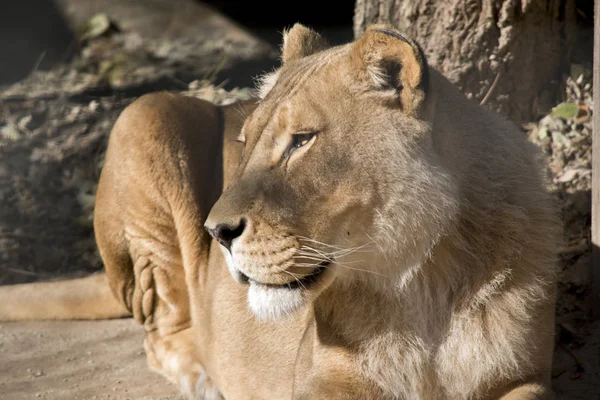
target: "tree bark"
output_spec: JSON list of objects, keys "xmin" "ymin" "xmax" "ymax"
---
[
  {"xmin": 354, "ymin": 0, "xmax": 575, "ymax": 122},
  {"xmin": 591, "ymin": 0, "xmax": 599, "ymax": 318}
]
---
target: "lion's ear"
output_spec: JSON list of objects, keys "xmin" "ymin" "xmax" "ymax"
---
[
  {"xmin": 282, "ymin": 23, "xmax": 329, "ymax": 64},
  {"xmin": 351, "ymin": 25, "xmax": 429, "ymax": 116}
]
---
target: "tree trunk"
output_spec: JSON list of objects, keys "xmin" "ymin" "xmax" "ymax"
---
[{"xmin": 354, "ymin": 0, "xmax": 575, "ymax": 122}]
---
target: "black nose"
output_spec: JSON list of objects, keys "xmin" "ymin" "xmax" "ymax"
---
[{"xmin": 206, "ymin": 219, "xmax": 246, "ymax": 251}]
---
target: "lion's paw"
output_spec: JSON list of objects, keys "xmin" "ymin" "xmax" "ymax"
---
[{"xmin": 177, "ymin": 370, "xmax": 222, "ymax": 400}]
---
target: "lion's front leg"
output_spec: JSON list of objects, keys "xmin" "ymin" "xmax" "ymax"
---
[
  {"xmin": 144, "ymin": 329, "xmax": 222, "ymax": 400},
  {"xmin": 131, "ymin": 255, "xmax": 221, "ymax": 399}
]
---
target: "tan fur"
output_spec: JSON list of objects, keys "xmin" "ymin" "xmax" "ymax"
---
[
  {"xmin": 0, "ymin": 24, "xmax": 558, "ymax": 400},
  {"xmin": 0, "ymin": 273, "xmax": 128, "ymax": 320}
]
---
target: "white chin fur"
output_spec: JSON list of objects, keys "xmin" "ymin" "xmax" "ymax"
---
[{"xmin": 247, "ymin": 282, "xmax": 305, "ymax": 320}]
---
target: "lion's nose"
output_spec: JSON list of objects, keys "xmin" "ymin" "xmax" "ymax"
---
[{"xmin": 205, "ymin": 218, "xmax": 246, "ymax": 252}]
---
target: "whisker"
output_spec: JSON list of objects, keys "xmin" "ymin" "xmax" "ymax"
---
[
  {"xmin": 298, "ymin": 235, "xmax": 376, "ymax": 251},
  {"xmin": 297, "ymin": 236, "xmax": 347, "ymax": 250},
  {"xmin": 294, "ymin": 257, "xmax": 366, "ymax": 267},
  {"xmin": 365, "ymin": 232, "xmax": 385, "ymax": 253},
  {"xmin": 292, "ymin": 258, "xmax": 384, "ymax": 277},
  {"xmin": 299, "ymin": 247, "xmax": 372, "ymax": 257},
  {"xmin": 293, "ymin": 236, "xmax": 385, "ymax": 279},
  {"xmin": 291, "ymin": 263, "xmax": 374, "ymax": 285},
  {"xmin": 293, "ymin": 254, "xmax": 328, "ymax": 262},
  {"xmin": 299, "ymin": 240, "xmax": 375, "ymax": 257},
  {"xmin": 233, "ymin": 101, "xmax": 251, "ymax": 121},
  {"xmin": 332, "ymin": 262, "xmax": 385, "ymax": 277},
  {"xmin": 273, "ymin": 265, "xmax": 308, "ymax": 290}
]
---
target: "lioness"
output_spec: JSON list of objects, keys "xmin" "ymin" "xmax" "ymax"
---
[{"xmin": 0, "ymin": 24, "xmax": 558, "ymax": 399}]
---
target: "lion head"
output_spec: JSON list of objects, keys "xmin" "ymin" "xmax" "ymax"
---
[{"xmin": 204, "ymin": 24, "xmax": 458, "ymax": 319}]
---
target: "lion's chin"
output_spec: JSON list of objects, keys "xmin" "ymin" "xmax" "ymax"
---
[{"xmin": 247, "ymin": 282, "xmax": 308, "ymax": 320}]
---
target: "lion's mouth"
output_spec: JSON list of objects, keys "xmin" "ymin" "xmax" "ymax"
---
[{"xmin": 243, "ymin": 260, "xmax": 331, "ymax": 290}]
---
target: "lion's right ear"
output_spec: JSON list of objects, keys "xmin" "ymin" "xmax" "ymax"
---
[
  {"xmin": 351, "ymin": 25, "xmax": 429, "ymax": 116},
  {"xmin": 281, "ymin": 23, "xmax": 329, "ymax": 64}
]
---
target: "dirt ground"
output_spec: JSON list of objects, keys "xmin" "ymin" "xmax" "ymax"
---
[
  {"xmin": 0, "ymin": 319, "xmax": 181, "ymax": 400},
  {"xmin": 0, "ymin": 1, "xmax": 598, "ymax": 399}
]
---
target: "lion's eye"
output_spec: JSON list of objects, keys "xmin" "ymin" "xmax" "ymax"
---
[{"xmin": 283, "ymin": 132, "xmax": 316, "ymax": 159}]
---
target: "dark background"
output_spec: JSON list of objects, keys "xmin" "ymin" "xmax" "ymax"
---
[
  {"xmin": 202, "ymin": 1, "xmax": 356, "ymax": 51},
  {"xmin": 0, "ymin": 0, "xmax": 355, "ymax": 85}
]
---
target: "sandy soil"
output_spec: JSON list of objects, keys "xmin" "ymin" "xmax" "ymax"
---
[{"xmin": 0, "ymin": 319, "xmax": 181, "ymax": 400}]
